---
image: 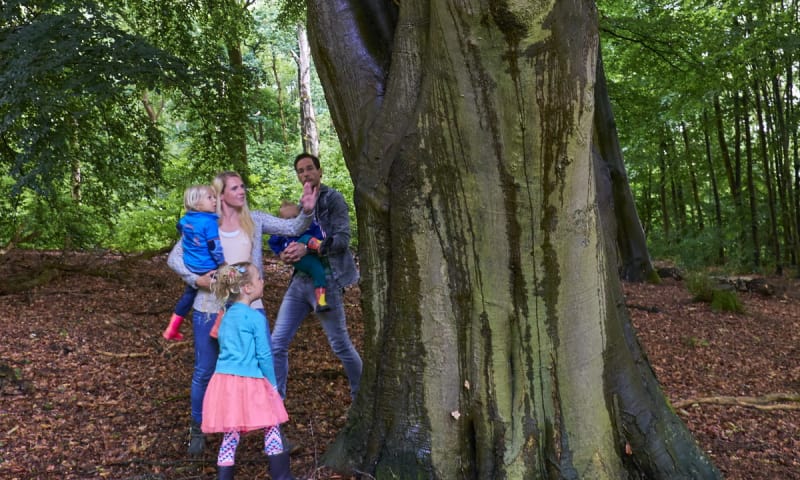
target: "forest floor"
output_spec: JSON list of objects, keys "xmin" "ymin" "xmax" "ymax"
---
[{"xmin": 0, "ymin": 250, "xmax": 798, "ymax": 479}]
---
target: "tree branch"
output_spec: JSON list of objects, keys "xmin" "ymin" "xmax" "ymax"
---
[{"xmin": 97, "ymin": 350, "xmax": 149, "ymax": 358}]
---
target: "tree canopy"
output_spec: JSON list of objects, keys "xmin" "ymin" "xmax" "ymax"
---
[
  {"xmin": 2, "ymin": 0, "xmax": 796, "ymax": 275},
  {"xmin": 0, "ymin": 0, "xmax": 349, "ymax": 251},
  {"xmin": 599, "ymin": 0, "xmax": 800, "ymax": 273}
]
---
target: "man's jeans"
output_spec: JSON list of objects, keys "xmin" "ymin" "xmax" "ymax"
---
[
  {"xmin": 272, "ymin": 275, "xmax": 362, "ymax": 400},
  {"xmin": 190, "ymin": 308, "xmax": 269, "ymax": 424}
]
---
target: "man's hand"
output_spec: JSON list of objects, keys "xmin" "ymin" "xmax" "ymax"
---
[
  {"xmin": 280, "ymin": 241, "xmax": 307, "ymax": 264},
  {"xmin": 300, "ymin": 182, "xmax": 319, "ymax": 214}
]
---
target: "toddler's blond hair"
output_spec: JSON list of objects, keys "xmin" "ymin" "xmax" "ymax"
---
[{"xmin": 183, "ymin": 185, "xmax": 214, "ymax": 211}]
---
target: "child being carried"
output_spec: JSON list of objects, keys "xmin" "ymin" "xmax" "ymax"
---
[{"xmin": 268, "ymin": 200, "xmax": 331, "ymax": 313}]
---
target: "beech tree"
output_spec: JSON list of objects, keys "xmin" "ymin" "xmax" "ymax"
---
[{"xmin": 302, "ymin": 1, "xmax": 718, "ymax": 478}]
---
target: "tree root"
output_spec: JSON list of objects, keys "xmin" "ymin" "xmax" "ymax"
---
[{"xmin": 674, "ymin": 392, "xmax": 800, "ymax": 411}]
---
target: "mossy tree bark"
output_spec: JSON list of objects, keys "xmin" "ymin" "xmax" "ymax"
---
[{"xmin": 306, "ymin": 1, "xmax": 719, "ymax": 478}]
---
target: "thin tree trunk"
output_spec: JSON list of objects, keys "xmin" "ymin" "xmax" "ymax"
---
[
  {"xmin": 714, "ymin": 94, "xmax": 748, "ymax": 259},
  {"xmin": 762, "ymin": 77, "xmax": 794, "ymax": 268},
  {"xmin": 141, "ymin": 90, "xmax": 164, "ymax": 123},
  {"xmin": 714, "ymin": 95, "xmax": 742, "ymax": 210},
  {"xmin": 754, "ymin": 77, "xmax": 782, "ymax": 274},
  {"xmin": 224, "ymin": 43, "xmax": 249, "ymax": 176},
  {"xmin": 771, "ymin": 66, "xmax": 798, "ymax": 265},
  {"xmin": 271, "ymin": 49, "xmax": 289, "ymax": 148},
  {"xmin": 296, "ymin": 24, "xmax": 319, "ymax": 156},
  {"xmin": 658, "ymin": 143, "xmax": 671, "ymax": 240},
  {"xmin": 703, "ymin": 109, "xmax": 725, "ymax": 263},
  {"xmin": 788, "ymin": 58, "xmax": 800, "ymax": 273},
  {"xmin": 71, "ymin": 159, "xmax": 81, "ymax": 203},
  {"xmin": 681, "ymin": 121, "xmax": 704, "ymax": 230},
  {"xmin": 665, "ymin": 136, "xmax": 686, "ymax": 234},
  {"xmin": 70, "ymin": 118, "xmax": 81, "ymax": 203},
  {"xmin": 743, "ymin": 90, "xmax": 761, "ymax": 268},
  {"xmin": 732, "ymin": 90, "xmax": 748, "ymax": 253},
  {"xmin": 644, "ymin": 169, "xmax": 653, "ymax": 233}
]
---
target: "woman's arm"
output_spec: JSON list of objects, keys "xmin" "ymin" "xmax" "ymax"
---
[
  {"xmin": 252, "ymin": 209, "xmax": 312, "ymax": 236},
  {"xmin": 167, "ymin": 241, "xmax": 200, "ymax": 289}
]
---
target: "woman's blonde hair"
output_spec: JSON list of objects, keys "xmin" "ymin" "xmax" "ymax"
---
[
  {"xmin": 212, "ymin": 262, "xmax": 256, "ymax": 303},
  {"xmin": 212, "ymin": 171, "xmax": 254, "ymax": 238}
]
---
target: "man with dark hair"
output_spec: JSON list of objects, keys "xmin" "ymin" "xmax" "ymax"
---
[{"xmin": 271, "ymin": 153, "xmax": 362, "ymax": 402}]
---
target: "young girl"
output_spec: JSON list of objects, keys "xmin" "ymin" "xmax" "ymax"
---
[{"xmin": 202, "ymin": 262, "xmax": 294, "ymax": 480}]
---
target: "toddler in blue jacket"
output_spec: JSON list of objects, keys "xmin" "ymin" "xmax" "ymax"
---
[
  {"xmin": 162, "ymin": 185, "xmax": 225, "ymax": 340},
  {"xmin": 268, "ymin": 200, "xmax": 331, "ymax": 312}
]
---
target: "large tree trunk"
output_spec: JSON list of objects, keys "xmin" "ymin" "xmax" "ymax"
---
[{"xmin": 306, "ymin": 1, "xmax": 719, "ymax": 478}]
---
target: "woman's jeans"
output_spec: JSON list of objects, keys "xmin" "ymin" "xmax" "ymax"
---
[
  {"xmin": 191, "ymin": 308, "xmax": 269, "ymax": 424},
  {"xmin": 271, "ymin": 275, "xmax": 362, "ymax": 400}
]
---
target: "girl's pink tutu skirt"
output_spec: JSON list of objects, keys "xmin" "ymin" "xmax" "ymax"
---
[{"xmin": 201, "ymin": 373, "xmax": 288, "ymax": 433}]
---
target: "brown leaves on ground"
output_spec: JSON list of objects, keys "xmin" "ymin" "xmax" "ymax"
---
[
  {"xmin": 0, "ymin": 250, "xmax": 798, "ymax": 479},
  {"xmin": 625, "ymin": 276, "xmax": 800, "ymax": 479}
]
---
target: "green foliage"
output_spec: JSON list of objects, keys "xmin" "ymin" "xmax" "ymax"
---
[
  {"xmin": 0, "ymin": 0, "xmax": 192, "ymax": 196},
  {"xmin": 685, "ymin": 272, "xmax": 744, "ymax": 313},
  {"xmin": 0, "ymin": 0, "xmax": 200, "ymax": 251},
  {"xmin": 0, "ymin": 0, "xmax": 351, "ymax": 253},
  {"xmin": 110, "ymin": 190, "xmax": 183, "ymax": 252},
  {"xmin": 8, "ymin": 192, "xmax": 113, "ymax": 250},
  {"xmin": 599, "ymin": 0, "xmax": 800, "ymax": 274},
  {"xmin": 647, "ymin": 229, "xmax": 724, "ymax": 271},
  {"xmin": 686, "ymin": 272, "xmax": 715, "ymax": 302},
  {"xmin": 683, "ymin": 336, "xmax": 709, "ymax": 348},
  {"xmin": 270, "ymin": 0, "xmax": 306, "ymax": 28},
  {"xmin": 711, "ymin": 290, "xmax": 744, "ymax": 314}
]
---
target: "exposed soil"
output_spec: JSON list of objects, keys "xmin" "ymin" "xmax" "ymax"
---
[{"xmin": 0, "ymin": 250, "xmax": 797, "ymax": 479}]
